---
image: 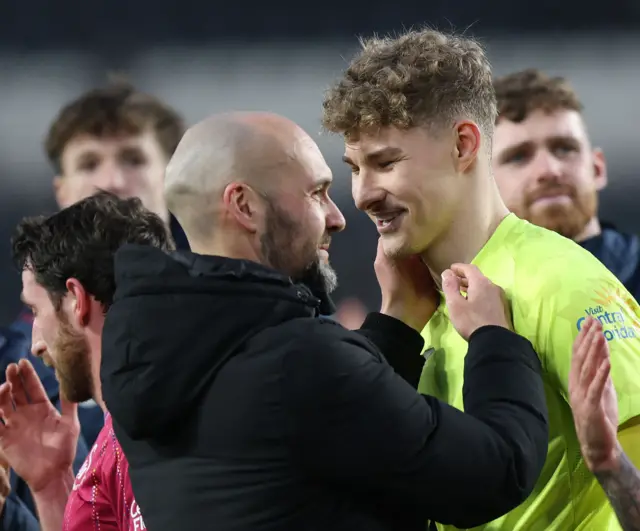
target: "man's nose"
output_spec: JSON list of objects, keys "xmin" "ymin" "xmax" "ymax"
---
[
  {"xmin": 532, "ymin": 150, "xmax": 564, "ymax": 185},
  {"xmin": 352, "ymin": 172, "xmax": 385, "ymax": 213},
  {"xmin": 95, "ymin": 164, "xmax": 128, "ymax": 196},
  {"xmin": 326, "ymin": 199, "xmax": 346, "ymax": 233},
  {"xmin": 31, "ymin": 339, "xmax": 46, "ymax": 359}
]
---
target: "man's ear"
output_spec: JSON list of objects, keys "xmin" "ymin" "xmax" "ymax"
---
[
  {"xmin": 592, "ymin": 148, "xmax": 608, "ymax": 192},
  {"xmin": 453, "ymin": 120, "xmax": 482, "ymax": 174},
  {"xmin": 222, "ymin": 182, "xmax": 265, "ymax": 234},
  {"xmin": 53, "ymin": 175, "xmax": 69, "ymax": 208},
  {"xmin": 65, "ymin": 278, "xmax": 91, "ymax": 327}
]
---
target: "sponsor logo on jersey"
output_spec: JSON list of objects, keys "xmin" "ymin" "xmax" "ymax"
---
[
  {"xmin": 576, "ymin": 304, "xmax": 637, "ymax": 342},
  {"xmin": 576, "ymin": 282, "xmax": 640, "ymax": 342}
]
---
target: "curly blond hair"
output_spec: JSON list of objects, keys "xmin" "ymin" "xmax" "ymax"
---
[
  {"xmin": 322, "ymin": 29, "xmax": 497, "ymax": 140},
  {"xmin": 494, "ymin": 69, "xmax": 583, "ymax": 123}
]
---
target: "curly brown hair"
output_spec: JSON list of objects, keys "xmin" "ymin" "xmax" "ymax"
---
[
  {"xmin": 322, "ymin": 29, "xmax": 497, "ymax": 140},
  {"xmin": 494, "ymin": 69, "xmax": 583, "ymax": 124},
  {"xmin": 45, "ymin": 81, "xmax": 185, "ymax": 172}
]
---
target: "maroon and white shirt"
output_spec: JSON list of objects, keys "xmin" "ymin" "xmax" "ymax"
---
[{"xmin": 64, "ymin": 413, "xmax": 145, "ymax": 531}]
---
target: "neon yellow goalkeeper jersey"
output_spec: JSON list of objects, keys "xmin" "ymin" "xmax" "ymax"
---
[{"xmin": 420, "ymin": 213, "xmax": 640, "ymax": 531}]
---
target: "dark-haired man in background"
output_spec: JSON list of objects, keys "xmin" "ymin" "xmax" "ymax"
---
[
  {"xmin": 0, "ymin": 83, "xmax": 186, "ymax": 530},
  {"xmin": 0, "ymin": 192, "xmax": 174, "ymax": 531}
]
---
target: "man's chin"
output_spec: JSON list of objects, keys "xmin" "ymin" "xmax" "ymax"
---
[
  {"xmin": 380, "ymin": 232, "xmax": 413, "ymax": 258},
  {"xmin": 318, "ymin": 261, "xmax": 338, "ymax": 294},
  {"xmin": 530, "ymin": 209, "xmax": 586, "ymax": 239},
  {"xmin": 295, "ymin": 260, "xmax": 338, "ymax": 296}
]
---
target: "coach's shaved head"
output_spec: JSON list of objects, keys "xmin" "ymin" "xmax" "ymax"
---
[
  {"xmin": 166, "ymin": 113, "xmax": 296, "ymax": 241},
  {"xmin": 164, "ymin": 111, "xmax": 345, "ymax": 292}
]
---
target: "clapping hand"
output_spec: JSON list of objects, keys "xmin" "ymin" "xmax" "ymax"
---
[
  {"xmin": 0, "ymin": 359, "xmax": 79, "ymax": 493},
  {"xmin": 568, "ymin": 318, "xmax": 619, "ymax": 473}
]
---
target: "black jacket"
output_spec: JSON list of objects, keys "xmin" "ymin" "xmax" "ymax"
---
[{"xmin": 101, "ymin": 245, "xmax": 548, "ymax": 531}]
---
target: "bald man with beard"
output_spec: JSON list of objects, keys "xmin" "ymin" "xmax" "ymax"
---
[
  {"xmin": 162, "ymin": 112, "xmax": 341, "ymax": 296},
  {"xmin": 101, "ymin": 112, "xmax": 549, "ymax": 531}
]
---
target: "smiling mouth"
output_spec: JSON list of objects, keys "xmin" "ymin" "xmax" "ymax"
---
[
  {"xmin": 373, "ymin": 211, "xmax": 406, "ymax": 233},
  {"xmin": 375, "ymin": 212, "xmax": 397, "ymax": 224}
]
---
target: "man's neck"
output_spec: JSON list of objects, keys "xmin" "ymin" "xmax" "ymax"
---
[
  {"xmin": 574, "ymin": 217, "xmax": 602, "ymax": 243},
  {"xmin": 89, "ymin": 334, "xmax": 107, "ymax": 413},
  {"xmin": 420, "ymin": 180, "xmax": 510, "ymax": 281},
  {"xmin": 192, "ymin": 233, "xmax": 263, "ymax": 265}
]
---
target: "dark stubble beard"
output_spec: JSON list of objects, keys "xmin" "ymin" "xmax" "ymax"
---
[
  {"xmin": 259, "ymin": 199, "xmax": 337, "ymax": 295},
  {"xmin": 52, "ymin": 312, "xmax": 94, "ymax": 403}
]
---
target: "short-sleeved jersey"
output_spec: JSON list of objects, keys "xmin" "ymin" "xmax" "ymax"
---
[
  {"xmin": 421, "ymin": 213, "xmax": 640, "ymax": 531},
  {"xmin": 64, "ymin": 413, "xmax": 146, "ymax": 531}
]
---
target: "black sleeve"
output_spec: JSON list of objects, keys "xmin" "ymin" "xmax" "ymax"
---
[
  {"xmin": 355, "ymin": 312, "xmax": 426, "ymax": 388},
  {"xmin": 283, "ymin": 324, "xmax": 548, "ymax": 529}
]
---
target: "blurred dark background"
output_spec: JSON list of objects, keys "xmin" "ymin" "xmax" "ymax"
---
[{"xmin": 1, "ymin": 0, "xmax": 639, "ymax": 322}]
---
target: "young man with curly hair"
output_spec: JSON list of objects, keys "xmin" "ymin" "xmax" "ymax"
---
[{"xmin": 323, "ymin": 28, "xmax": 640, "ymax": 531}]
